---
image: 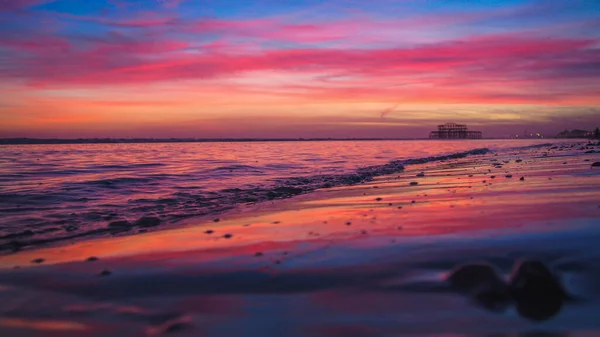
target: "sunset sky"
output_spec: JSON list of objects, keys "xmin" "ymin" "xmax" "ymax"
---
[{"xmin": 0, "ymin": 0, "xmax": 599, "ymax": 138}]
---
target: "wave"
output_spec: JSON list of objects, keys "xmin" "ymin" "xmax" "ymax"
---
[{"xmin": 0, "ymin": 148, "xmax": 493, "ymax": 252}]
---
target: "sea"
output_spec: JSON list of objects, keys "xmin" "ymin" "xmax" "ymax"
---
[{"xmin": 0, "ymin": 139, "xmax": 562, "ymax": 250}]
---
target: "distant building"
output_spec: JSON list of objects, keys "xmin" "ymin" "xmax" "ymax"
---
[{"xmin": 429, "ymin": 123, "xmax": 482, "ymax": 139}]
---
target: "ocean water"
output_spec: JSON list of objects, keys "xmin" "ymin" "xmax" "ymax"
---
[{"xmin": 0, "ymin": 139, "xmax": 561, "ymax": 250}]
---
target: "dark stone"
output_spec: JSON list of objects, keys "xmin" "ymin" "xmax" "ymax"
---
[
  {"xmin": 99, "ymin": 269, "xmax": 112, "ymax": 277},
  {"xmin": 375, "ymin": 197, "xmax": 382, "ymax": 201},
  {"xmin": 255, "ymin": 252, "xmax": 264, "ymax": 257},
  {"xmin": 592, "ymin": 162, "xmax": 600, "ymax": 167},
  {"xmin": 409, "ymin": 182, "xmax": 418, "ymax": 186},
  {"xmin": 505, "ymin": 174, "xmax": 513, "ymax": 178},
  {"xmin": 223, "ymin": 233, "xmax": 233, "ymax": 239},
  {"xmin": 447, "ymin": 262, "xmax": 512, "ymax": 312},
  {"xmin": 86, "ymin": 256, "xmax": 99, "ymax": 262},
  {"xmin": 31, "ymin": 258, "xmax": 45, "ymax": 264},
  {"xmin": 509, "ymin": 259, "xmax": 566, "ymax": 321},
  {"xmin": 447, "ymin": 262, "xmax": 505, "ymax": 293},
  {"xmin": 213, "ymin": 218, "xmax": 220, "ymax": 222},
  {"xmin": 204, "ymin": 230, "xmax": 214, "ymax": 234},
  {"xmin": 520, "ymin": 177, "xmax": 525, "ymax": 181},
  {"xmin": 135, "ymin": 217, "xmax": 161, "ymax": 228}
]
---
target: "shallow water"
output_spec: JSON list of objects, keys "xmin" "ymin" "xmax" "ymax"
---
[{"xmin": 0, "ymin": 139, "xmax": 562, "ymax": 250}]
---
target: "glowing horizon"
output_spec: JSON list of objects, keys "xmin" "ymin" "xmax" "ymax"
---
[{"xmin": 1, "ymin": 0, "xmax": 599, "ymax": 138}]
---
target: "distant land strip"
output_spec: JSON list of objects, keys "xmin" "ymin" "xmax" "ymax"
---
[{"xmin": 1, "ymin": 138, "xmax": 444, "ymax": 145}]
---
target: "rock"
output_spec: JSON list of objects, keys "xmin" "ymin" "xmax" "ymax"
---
[
  {"xmin": 86, "ymin": 256, "xmax": 99, "ymax": 262},
  {"xmin": 508, "ymin": 260, "xmax": 566, "ymax": 321},
  {"xmin": 409, "ymin": 182, "xmax": 419, "ymax": 186},
  {"xmin": 505, "ymin": 174, "xmax": 513, "ymax": 178},
  {"xmin": 213, "ymin": 218, "xmax": 220, "ymax": 222},
  {"xmin": 346, "ymin": 221, "xmax": 352, "ymax": 226},
  {"xmin": 416, "ymin": 172, "xmax": 425, "ymax": 177},
  {"xmin": 204, "ymin": 230, "xmax": 214, "ymax": 234},
  {"xmin": 516, "ymin": 159, "xmax": 523, "ymax": 163},
  {"xmin": 135, "ymin": 217, "xmax": 161, "ymax": 228},
  {"xmin": 255, "ymin": 252, "xmax": 264, "ymax": 257},
  {"xmin": 448, "ymin": 262, "xmax": 505, "ymax": 293},
  {"xmin": 31, "ymin": 258, "xmax": 45, "ymax": 264},
  {"xmin": 375, "ymin": 197, "xmax": 382, "ymax": 201},
  {"xmin": 592, "ymin": 162, "xmax": 600, "ymax": 168},
  {"xmin": 99, "ymin": 269, "xmax": 112, "ymax": 277},
  {"xmin": 447, "ymin": 262, "xmax": 512, "ymax": 312},
  {"xmin": 223, "ymin": 233, "xmax": 233, "ymax": 239},
  {"xmin": 520, "ymin": 177, "xmax": 525, "ymax": 181},
  {"xmin": 490, "ymin": 176, "xmax": 496, "ymax": 179}
]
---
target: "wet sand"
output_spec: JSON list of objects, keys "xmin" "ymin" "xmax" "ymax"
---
[{"xmin": 1, "ymin": 142, "xmax": 600, "ymax": 336}]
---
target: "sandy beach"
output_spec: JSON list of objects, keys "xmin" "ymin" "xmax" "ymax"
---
[{"xmin": 1, "ymin": 141, "xmax": 599, "ymax": 336}]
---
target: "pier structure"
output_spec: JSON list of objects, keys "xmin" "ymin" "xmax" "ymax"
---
[{"xmin": 429, "ymin": 123, "xmax": 482, "ymax": 139}]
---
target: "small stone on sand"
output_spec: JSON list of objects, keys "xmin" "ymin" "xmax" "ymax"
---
[
  {"xmin": 213, "ymin": 218, "xmax": 220, "ymax": 222},
  {"xmin": 410, "ymin": 182, "xmax": 418, "ymax": 186},
  {"xmin": 204, "ymin": 230, "xmax": 214, "ymax": 234},
  {"xmin": 416, "ymin": 172, "xmax": 425, "ymax": 177},
  {"xmin": 223, "ymin": 233, "xmax": 233, "ymax": 239},
  {"xmin": 375, "ymin": 197, "xmax": 382, "ymax": 201},
  {"xmin": 505, "ymin": 174, "xmax": 513, "ymax": 178},
  {"xmin": 520, "ymin": 177, "xmax": 525, "ymax": 181},
  {"xmin": 86, "ymin": 256, "xmax": 99, "ymax": 262},
  {"xmin": 592, "ymin": 162, "xmax": 600, "ymax": 167},
  {"xmin": 99, "ymin": 269, "xmax": 112, "ymax": 277},
  {"xmin": 31, "ymin": 258, "xmax": 45, "ymax": 264},
  {"xmin": 255, "ymin": 252, "xmax": 264, "ymax": 257}
]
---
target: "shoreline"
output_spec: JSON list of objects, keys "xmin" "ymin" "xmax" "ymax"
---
[
  {"xmin": 0, "ymin": 144, "xmax": 559, "ymax": 254},
  {"xmin": 0, "ymin": 141, "xmax": 599, "ymax": 336}
]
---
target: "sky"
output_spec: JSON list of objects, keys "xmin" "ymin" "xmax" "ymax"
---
[{"xmin": 0, "ymin": 0, "xmax": 599, "ymax": 139}]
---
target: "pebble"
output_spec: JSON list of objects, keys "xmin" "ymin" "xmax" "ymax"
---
[
  {"xmin": 86, "ymin": 256, "xmax": 99, "ymax": 262},
  {"xmin": 375, "ymin": 197, "xmax": 382, "ymax": 201},
  {"xmin": 31, "ymin": 258, "xmax": 45, "ymax": 264},
  {"xmin": 520, "ymin": 177, "xmax": 525, "ymax": 181},
  {"xmin": 509, "ymin": 259, "xmax": 566, "ymax": 321},
  {"xmin": 447, "ymin": 262, "xmax": 512, "ymax": 312},
  {"xmin": 409, "ymin": 182, "xmax": 418, "ymax": 186},
  {"xmin": 255, "ymin": 252, "xmax": 264, "ymax": 257},
  {"xmin": 505, "ymin": 174, "xmax": 513, "ymax": 178},
  {"xmin": 223, "ymin": 233, "xmax": 233, "ymax": 239},
  {"xmin": 416, "ymin": 172, "xmax": 425, "ymax": 177},
  {"xmin": 592, "ymin": 162, "xmax": 600, "ymax": 167},
  {"xmin": 213, "ymin": 218, "xmax": 220, "ymax": 222},
  {"xmin": 99, "ymin": 269, "xmax": 112, "ymax": 277},
  {"xmin": 204, "ymin": 230, "xmax": 214, "ymax": 234}
]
